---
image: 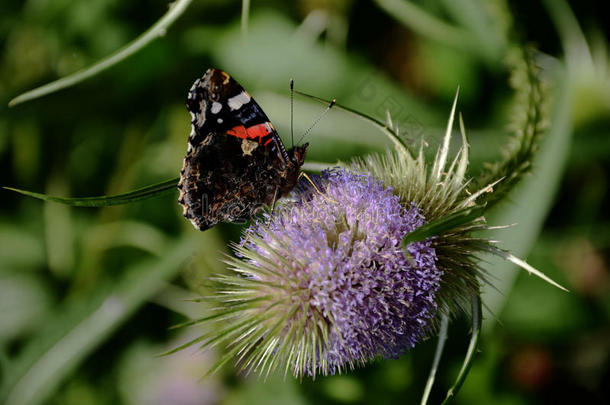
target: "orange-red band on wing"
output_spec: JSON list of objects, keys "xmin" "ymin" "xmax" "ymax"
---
[
  {"xmin": 227, "ymin": 123, "xmax": 273, "ymax": 143},
  {"xmin": 226, "ymin": 125, "xmax": 248, "ymax": 139}
]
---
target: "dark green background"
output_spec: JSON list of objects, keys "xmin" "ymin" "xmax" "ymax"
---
[{"xmin": 1, "ymin": 1, "xmax": 608, "ymax": 404}]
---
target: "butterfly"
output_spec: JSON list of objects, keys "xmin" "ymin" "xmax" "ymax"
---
[{"xmin": 177, "ymin": 68, "xmax": 308, "ymax": 230}]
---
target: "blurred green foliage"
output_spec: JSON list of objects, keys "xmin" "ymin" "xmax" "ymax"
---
[{"xmin": 1, "ymin": 0, "xmax": 609, "ymax": 404}]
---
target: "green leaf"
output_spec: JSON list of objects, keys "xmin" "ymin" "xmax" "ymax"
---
[
  {"xmin": 402, "ymin": 205, "xmax": 485, "ymax": 247},
  {"xmin": 3, "ymin": 177, "xmax": 179, "ymax": 207}
]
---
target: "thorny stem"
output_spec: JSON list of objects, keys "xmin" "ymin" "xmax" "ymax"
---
[{"xmin": 476, "ymin": 49, "xmax": 546, "ymax": 209}]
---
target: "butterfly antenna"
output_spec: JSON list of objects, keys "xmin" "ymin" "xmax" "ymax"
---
[
  {"xmin": 296, "ymin": 98, "xmax": 336, "ymax": 145},
  {"xmin": 289, "ymin": 78, "xmax": 295, "ymax": 148}
]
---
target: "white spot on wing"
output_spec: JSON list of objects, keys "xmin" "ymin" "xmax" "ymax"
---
[
  {"xmin": 228, "ymin": 91, "xmax": 251, "ymax": 110},
  {"xmin": 196, "ymin": 100, "xmax": 207, "ymax": 127},
  {"xmin": 211, "ymin": 102, "xmax": 222, "ymax": 114},
  {"xmin": 217, "ymin": 118, "xmax": 223, "ymax": 123}
]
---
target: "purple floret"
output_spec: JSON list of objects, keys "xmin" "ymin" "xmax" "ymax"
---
[{"xmin": 244, "ymin": 169, "xmax": 442, "ymax": 375}]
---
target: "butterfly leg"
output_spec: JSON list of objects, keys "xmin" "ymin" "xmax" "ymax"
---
[
  {"xmin": 297, "ymin": 172, "xmax": 336, "ymax": 203},
  {"xmin": 269, "ymin": 186, "xmax": 281, "ymax": 213}
]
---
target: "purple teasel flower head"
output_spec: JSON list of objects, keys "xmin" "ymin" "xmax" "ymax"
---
[
  {"xmin": 194, "ymin": 169, "xmax": 443, "ymax": 378},
  {"xmin": 250, "ymin": 169, "xmax": 441, "ymax": 375}
]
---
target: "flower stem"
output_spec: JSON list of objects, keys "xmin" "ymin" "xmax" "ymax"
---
[
  {"xmin": 441, "ymin": 293, "xmax": 482, "ymax": 404},
  {"xmin": 8, "ymin": 0, "xmax": 194, "ymax": 107},
  {"xmin": 420, "ymin": 313, "xmax": 449, "ymax": 405}
]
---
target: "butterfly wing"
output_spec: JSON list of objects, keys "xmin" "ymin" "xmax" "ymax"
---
[{"xmin": 178, "ymin": 69, "xmax": 305, "ymax": 231}]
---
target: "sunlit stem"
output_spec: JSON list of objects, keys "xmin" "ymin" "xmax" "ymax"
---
[{"xmin": 8, "ymin": 0, "xmax": 194, "ymax": 107}]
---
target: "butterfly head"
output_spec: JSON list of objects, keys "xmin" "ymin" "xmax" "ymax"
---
[
  {"xmin": 275, "ymin": 143, "xmax": 308, "ymax": 196},
  {"xmin": 289, "ymin": 143, "xmax": 308, "ymax": 169}
]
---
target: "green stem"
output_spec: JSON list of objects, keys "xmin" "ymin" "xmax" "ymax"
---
[
  {"xmin": 420, "ymin": 313, "xmax": 450, "ymax": 405},
  {"xmin": 8, "ymin": 0, "xmax": 194, "ymax": 107},
  {"xmin": 441, "ymin": 293, "xmax": 482, "ymax": 404}
]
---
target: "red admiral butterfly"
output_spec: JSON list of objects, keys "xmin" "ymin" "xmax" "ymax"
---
[{"xmin": 178, "ymin": 68, "xmax": 308, "ymax": 230}]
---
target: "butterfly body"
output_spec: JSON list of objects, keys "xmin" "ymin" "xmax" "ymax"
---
[{"xmin": 178, "ymin": 68, "xmax": 308, "ymax": 231}]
